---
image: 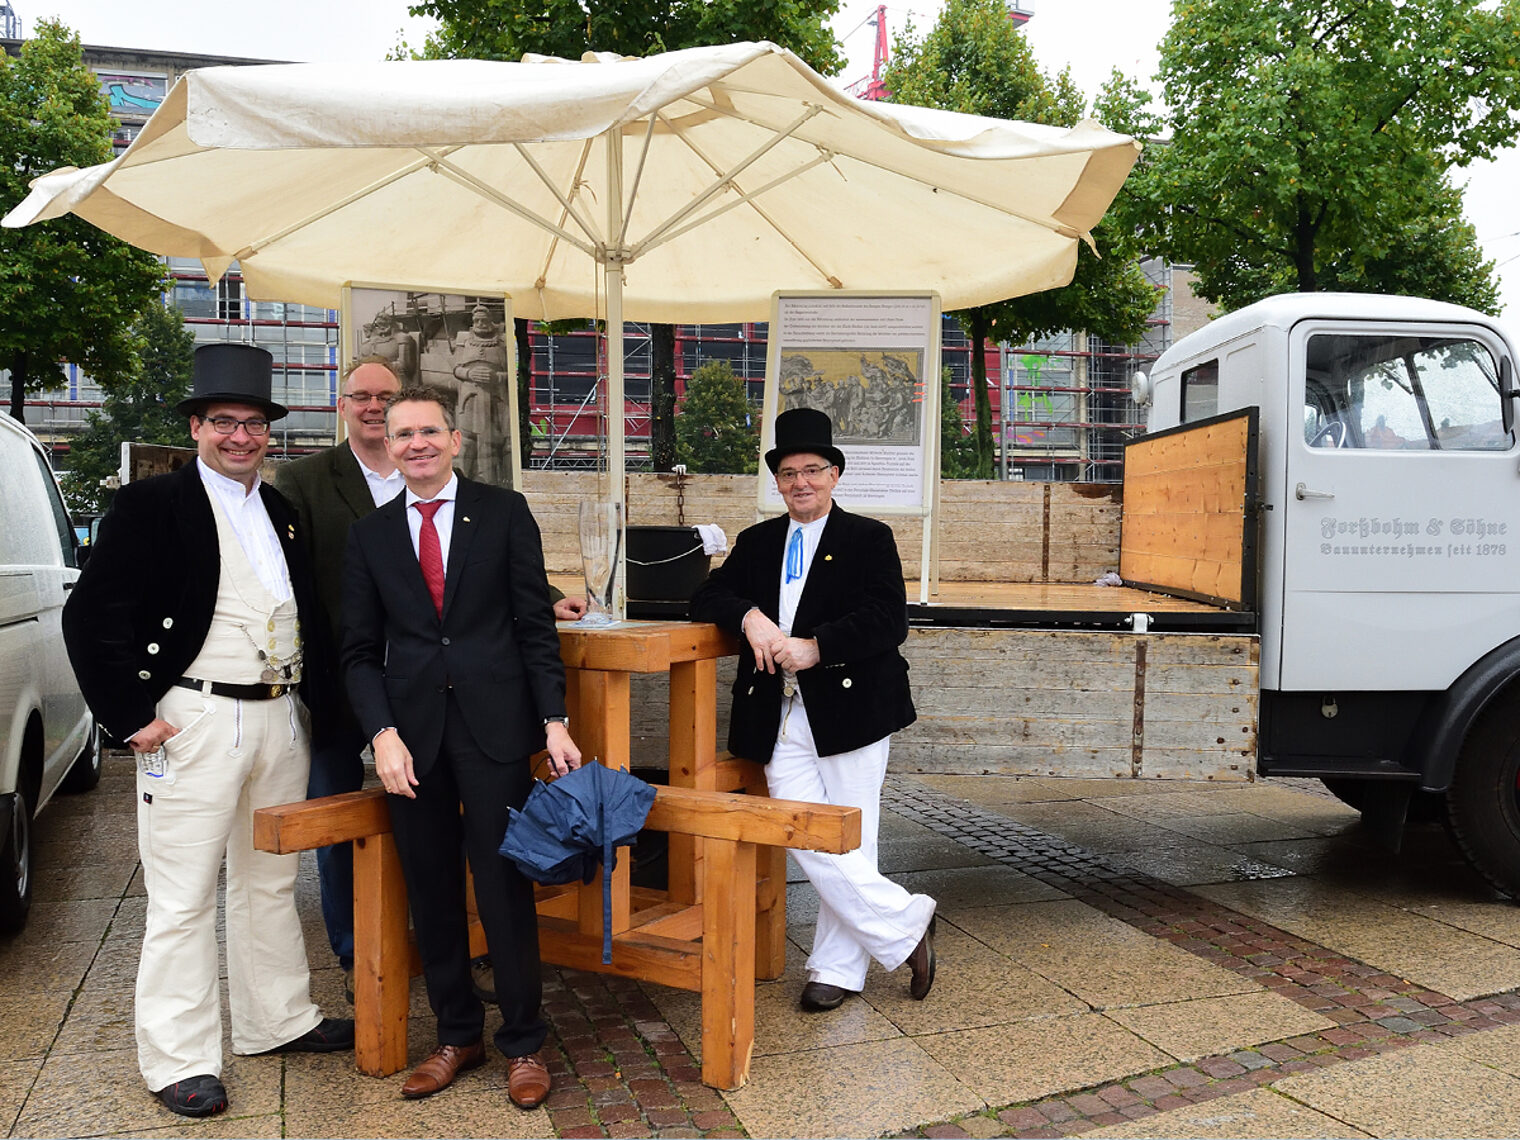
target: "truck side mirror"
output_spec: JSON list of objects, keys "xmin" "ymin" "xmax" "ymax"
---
[
  {"xmin": 1131, "ymin": 370, "xmax": 1153, "ymax": 408},
  {"xmin": 1502, "ymin": 357, "xmax": 1515, "ymax": 436}
]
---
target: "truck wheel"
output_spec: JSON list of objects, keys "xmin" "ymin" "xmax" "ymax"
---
[
  {"xmin": 1447, "ymin": 692, "xmax": 1520, "ymax": 898},
  {"xmin": 59, "ymin": 722, "xmax": 101, "ymax": 794},
  {"xmin": 0, "ymin": 769, "xmax": 37, "ymax": 934}
]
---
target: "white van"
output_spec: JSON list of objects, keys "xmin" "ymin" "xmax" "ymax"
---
[{"xmin": 0, "ymin": 414, "xmax": 99, "ymax": 933}]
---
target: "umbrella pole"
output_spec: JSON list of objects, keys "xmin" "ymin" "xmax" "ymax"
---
[{"xmin": 605, "ymin": 129, "xmax": 628, "ymax": 619}]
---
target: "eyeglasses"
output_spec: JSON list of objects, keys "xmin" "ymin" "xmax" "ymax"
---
[
  {"xmin": 202, "ymin": 416, "xmax": 270, "ymax": 437},
  {"xmin": 389, "ymin": 426, "xmax": 449, "ymax": 444},
  {"xmin": 776, "ymin": 463, "xmax": 833, "ymax": 484},
  {"xmin": 341, "ymin": 391, "xmax": 397, "ymax": 406}
]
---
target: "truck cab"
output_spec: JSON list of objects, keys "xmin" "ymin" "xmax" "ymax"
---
[{"xmin": 1141, "ymin": 293, "xmax": 1520, "ymax": 892}]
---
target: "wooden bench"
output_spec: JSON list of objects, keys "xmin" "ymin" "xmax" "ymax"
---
[{"xmin": 253, "ymin": 780, "xmax": 859, "ymax": 1090}]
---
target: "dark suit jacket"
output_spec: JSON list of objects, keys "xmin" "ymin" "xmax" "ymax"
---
[
  {"xmin": 341, "ymin": 476, "xmax": 568, "ymax": 771},
  {"xmin": 689, "ymin": 505, "xmax": 915, "ymax": 762},
  {"xmin": 274, "ymin": 442, "xmax": 382, "ymax": 658},
  {"xmin": 276, "ymin": 444, "xmax": 565, "ymax": 662},
  {"xmin": 61, "ymin": 460, "xmax": 334, "ymax": 744}
]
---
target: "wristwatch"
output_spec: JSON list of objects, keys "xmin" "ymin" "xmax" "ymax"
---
[{"xmin": 543, "ymin": 716, "xmax": 569, "ymax": 729}]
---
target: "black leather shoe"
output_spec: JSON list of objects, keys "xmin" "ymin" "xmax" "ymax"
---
[
  {"xmin": 908, "ymin": 915, "xmax": 937, "ymax": 1000},
  {"xmin": 800, "ymin": 981, "xmax": 856, "ymax": 1011},
  {"xmin": 262, "ymin": 1016, "xmax": 355, "ymax": 1054},
  {"xmin": 155, "ymin": 1074, "xmax": 227, "ymax": 1118}
]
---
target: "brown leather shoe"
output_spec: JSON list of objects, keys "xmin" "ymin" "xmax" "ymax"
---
[
  {"xmin": 908, "ymin": 914, "xmax": 937, "ymax": 1000},
  {"xmin": 505, "ymin": 1052, "xmax": 551, "ymax": 1109},
  {"xmin": 400, "ymin": 1041, "xmax": 486, "ymax": 1099}
]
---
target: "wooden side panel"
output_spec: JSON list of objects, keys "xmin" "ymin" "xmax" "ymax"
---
[
  {"xmin": 1120, "ymin": 411, "xmax": 1254, "ymax": 606},
  {"xmin": 892, "ymin": 628, "xmax": 1258, "ymax": 781}
]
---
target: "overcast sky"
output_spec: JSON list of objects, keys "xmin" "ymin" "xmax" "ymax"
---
[{"xmin": 32, "ymin": 0, "xmax": 1520, "ymax": 324}]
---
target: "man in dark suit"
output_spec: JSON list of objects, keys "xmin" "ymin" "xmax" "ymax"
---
[
  {"xmin": 62, "ymin": 344, "xmax": 352, "ymax": 1119},
  {"xmin": 277, "ymin": 358, "xmax": 583, "ymax": 994},
  {"xmin": 341, "ymin": 385, "xmax": 580, "ymax": 1108},
  {"xmin": 689, "ymin": 407, "xmax": 938, "ymax": 1012}
]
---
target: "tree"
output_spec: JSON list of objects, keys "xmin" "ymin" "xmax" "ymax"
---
[
  {"xmin": 674, "ymin": 360, "xmax": 758, "ymax": 474},
  {"xmin": 64, "ymin": 303, "xmax": 194, "ymax": 516},
  {"xmin": 939, "ymin": 367, "xmax": 979, "ymax": 479},
  {"xmin": 1105, "ymin": 0, "xmax": 1520, "ymax": 313},
  {"xmin": 882, "ymin": 0, "xmax": 1157, "ymax": 477},
  {"xmin": 0, "ymin": 20, "xmax": 165, "ymax": 422},
  {"xmin": 408, "ymin": 0, "xmax": 844, "ymax": 470},
  {"xmin": 409, "ymin": 0, "xmax": 843, "ymax": 74}
]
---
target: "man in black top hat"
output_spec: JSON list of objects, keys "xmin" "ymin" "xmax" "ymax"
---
[
  {"xmin": 690, "ymin": 407, "xmax": 938, "ymax": 1013},
  {"xmin": 63, "ymin": 343, "xmax": 352, "ymax": 1120}
]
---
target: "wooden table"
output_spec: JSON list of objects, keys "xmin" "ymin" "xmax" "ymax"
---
[{"xmin": 254, "ymin": 621, "xmax": 861, "ymax": 1090}]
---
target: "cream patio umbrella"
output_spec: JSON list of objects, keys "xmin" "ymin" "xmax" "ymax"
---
[{"xmin": 5, "ymin": 39, "xmax": 1138, "ymax": 494}]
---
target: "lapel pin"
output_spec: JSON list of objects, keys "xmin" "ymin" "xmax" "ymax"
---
[
  {"xmin": 287, "ymin": 525, "xmax": 295, "ymax": 539},
  {"xmin": 462, "ymin": 516, "xmax": 471, "ymax": 523},
  {"xmin": 824, "ymin": 554, "xmax": 833, "ymax": 561}
]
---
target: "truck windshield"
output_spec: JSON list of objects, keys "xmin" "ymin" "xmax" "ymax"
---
[{"xmin": 1303, "ymin": 333, "xmax": 1508, "ymax": 452}]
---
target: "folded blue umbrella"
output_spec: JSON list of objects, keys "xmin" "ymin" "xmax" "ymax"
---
[{"xmin": 500, "ymin": 761, "xmax": 657, "ymax": 963}]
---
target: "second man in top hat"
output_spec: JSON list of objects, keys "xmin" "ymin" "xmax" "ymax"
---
[{"xmin": 690, "ymin": 406, "xmax": 938, "ymax": 1012}]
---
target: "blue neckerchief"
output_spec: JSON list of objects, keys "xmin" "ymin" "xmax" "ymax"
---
[{"xmin": 785, "ymin": 527, "xmax": 804, "ymax": 583}]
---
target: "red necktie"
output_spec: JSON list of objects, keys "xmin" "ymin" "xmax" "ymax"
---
[{"xmin": 414, "ymin": 500, "xmax": 445, "ymax": 617}]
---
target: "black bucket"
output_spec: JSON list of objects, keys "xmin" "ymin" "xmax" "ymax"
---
[{"xmin": 626, "ymin": 525, "xmax": 710, "ymax": 603}]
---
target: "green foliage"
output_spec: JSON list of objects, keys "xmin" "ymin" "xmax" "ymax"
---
[
  {"xmin": 675, "ymin": 360, "xmax": 758, "ymax": 474},
  {"xmin": 939, "ymin": 367, "xmax": 978, "ymax": 479},
  {"xmin": 64, "ymin": 303, "xmax": 195, "ymax": 516},
  {"xmin": 408, "ymin": 0, "xmax": 845, "ymax": 74},
  {"xmin": 0, "ymin": 20, "xmax": 166, "ymax": 421},
  {"xmin": 882, "ymin": 0, "xmax": 1158, "ymax": 478},
  {"xmin": 1106, "ymin": 0, "xmax": 1519, "ymax": 313}
]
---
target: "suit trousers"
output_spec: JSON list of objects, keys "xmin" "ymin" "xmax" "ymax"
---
[
  {"xmin": 134, "ymin": 686, "xmax": 322, "ymax": 1090},
  {"xmin": 306, "ymin": 721, "xmax": 367, "ymax": 969},
  {"xmin": 386, "ymin": 693, "xmax": 547, "ymax": 1058},
  {"xmin": 765, "ymin": 696, "xmax": 936, "ymax": 992}
]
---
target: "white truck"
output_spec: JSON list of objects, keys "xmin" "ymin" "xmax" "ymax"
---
[{"xmin": 1130, "ymin": 292, "xmax": 1520, "ymax": 893}]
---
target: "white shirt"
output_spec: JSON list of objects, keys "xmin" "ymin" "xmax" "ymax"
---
[
  {"xmin": 196, "ymin": 458, "xmax": 292, "ymax": 602},
  {"xmin": 404, "ymin": 473, "xmax": 459, "ymax": 570},
  {"xmin": 778, "ymin": 510, "xmax": 830, "ymax": 635},
  {"xmin": 351, "ymin": 443, "xmax": 405, "ymax": 508}
]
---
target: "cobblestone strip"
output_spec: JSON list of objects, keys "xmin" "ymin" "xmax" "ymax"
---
[
  {"xmin": 538, "ymin": 966, "xmax": 747, "ymax": 1139},
  {"xmin": 882, "ymin": 777, "xmax": 1520, "ymax": 1139}
]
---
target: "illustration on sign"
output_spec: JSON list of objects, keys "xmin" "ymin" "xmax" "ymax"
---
[{"xmin": 778, "ymin": 349, "xmax": 923, "ymax": 445}]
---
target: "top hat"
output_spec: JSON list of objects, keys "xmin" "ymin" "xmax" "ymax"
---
[
  {"xmin": 764, "ymin": 407, "xmax": 846, "ymax": 474},
  {"xmin": 176, "ymin": 343, "xmax": 287, "ymax": 420}
]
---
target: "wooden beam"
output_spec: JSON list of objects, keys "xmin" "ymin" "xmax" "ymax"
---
[
  {"xmin": 253, "ymin": 789, "xmax": 391, "ymax": 853},
  {"xmin": 536, "ymin": 916, "xmax": 703, "ymax": 991},
  {"xmin": 352, "ymin": 832, "xmax": 410, "ymax": 1078},
  {"xmin": 701, "ymin": 838, "xmax": 756, "ymax": 1090},
  {"xmin": 646, "ymin": 785, "xmax": 860, "ymax": 852}
]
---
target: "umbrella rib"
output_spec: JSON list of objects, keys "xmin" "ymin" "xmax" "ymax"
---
[
  {"xmin": 511, "ymin": 142, "xmax": 604, "ymax": 248},
  {"xmin": 618, "ymin": 113, "xmax": 660, "ymax": 249},
  {"xmin": 236, "ymin": 150, "xmax": 452, "ymax": 258},
  {"xmin": 535, "ymin": 139, "xmax": 596, "ymax": 306},
  {"xmin": 634, "ymin": 116, "xmax": 843, "ymax": 288},
  {"xmin": 632, "ymin": 151, "xmax": 834, "ymax": 258},
  {"xmin": 630, "ymin": 104, "xmax": 823, "ymax": 255},
  {"xmin": 421, "ymin": 149, "xmax": 599, "ymax": 260}
]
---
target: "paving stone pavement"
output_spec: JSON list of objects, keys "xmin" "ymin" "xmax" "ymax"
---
[{"xmin": 4, "ymin": 755, "xmax": 1520, "ymax": 1138}]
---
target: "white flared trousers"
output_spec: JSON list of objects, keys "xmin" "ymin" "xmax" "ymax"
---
[
  {"xmin": 134, "ymin": 686, "xmax": 322, "ymax": 1090},
  {"xmin": 764, "ymin": 696, "xmax": 936, "ymax": 992}
]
